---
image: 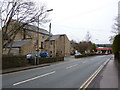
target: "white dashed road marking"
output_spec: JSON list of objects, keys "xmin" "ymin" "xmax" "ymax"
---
[
  {"xmin": 13, "ymin": 71, "xmax": 56, "ymax": 86},
  {"xmin": 66, "ymin": 64, "xmax": 78, "ymax": 69}
]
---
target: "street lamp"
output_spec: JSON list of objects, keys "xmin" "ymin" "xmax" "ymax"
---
[
  {"xmin": 46, "ymin": 9, "xmax": 53, "ymax": 12},
  {"xmin": 48, "ymin": 23, "xmax": 52, "ymax": 57},
  {"xmin": 35, "ymin": 9, "xmax": 53, "ymax": 65}
]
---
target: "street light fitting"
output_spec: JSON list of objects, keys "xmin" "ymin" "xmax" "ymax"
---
[{"xmin": 46, "ymin": 9, "xmax": 53, "ymax": 12}]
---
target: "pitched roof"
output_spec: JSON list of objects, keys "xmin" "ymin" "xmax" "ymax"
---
[
  {"xmin": 7, "ymin": 19, "xmax": 52, "ymax": 35},
  {"xmin": 49, "ymin": 35, "xmax": 60, "ymax": 40},
  {"xmin": 46, "ymin": 34, "xmax": 66, "ymax": 41},
  {"xmin": 19, "ymin": 22, "xmax": 52, "ymax": 35},
  {"xmin": 23, "ymin": 24, "xmax": 52, "ymax": 35},
  {"xmin": 6, "ymin": 39, "xmax": 31, "ymax": 48}
]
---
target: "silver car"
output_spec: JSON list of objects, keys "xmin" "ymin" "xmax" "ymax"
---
[{"xmin": 74, "ymin": 52, "xmax": 82, "ymax": 56}]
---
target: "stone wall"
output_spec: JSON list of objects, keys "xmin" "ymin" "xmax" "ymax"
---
[{"xmin": 45, "ymin": 35, "xmax": 70, "ymax": 57}]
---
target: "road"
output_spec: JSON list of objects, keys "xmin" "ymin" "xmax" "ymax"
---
[{"xmin": 2, "ymin": 55, "xmax": 112, "ymax": 89}]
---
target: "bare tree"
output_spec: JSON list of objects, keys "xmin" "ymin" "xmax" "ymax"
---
[
  {"xmin": 112, "ymin": 17, "xmax": 120, "ymax": 34},
  {"xmin": 1, "ymin": 0, "xmax": 51, "ymax": 54},
  {"xmin": 110, "ymin": 17, "xmax": 120, "ymax": 43},
  {"xmin": 78, "ymin": 41, "xmax": 92, "ymax": 54},
  {"xmin": 85, "ymin": 31, "xmax": 91, "ymax": 42}
]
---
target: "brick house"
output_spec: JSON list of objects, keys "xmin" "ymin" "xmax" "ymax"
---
[{"xmin": 45, "ymin": 34, "xmax": 70, "ymax": 57}]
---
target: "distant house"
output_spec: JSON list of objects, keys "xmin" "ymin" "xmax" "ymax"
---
[
  {"xmin": 70, "ymin": 40, "xmax": 79, "ymax": 55},
  {"xmin": 45, "ymin": 34, "xmax": 70, "ymax": 57}
]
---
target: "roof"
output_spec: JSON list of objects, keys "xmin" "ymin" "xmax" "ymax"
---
[
  {"xmin": 6, "ymin": 39, "xmax": 31, "ymax": 48},
  {"xmin": 96, "ymin": 47, "xmax": 112, "ymax": 50},
  {"xmin": 46, "ymin": 34, "xmax": 66, "ymax": 41},
  {"xmin": 6, "ymin": 19, "xmax": 52, "ymax": 35},
  {"xmin": 96, "ymin": 44, "xmax": 112, "ymax": 47},
  {"xmin": 20, "ymin": 22, "xmax": 52, "ymax": 35},
  {"xmin": 49, "ymin": 35, "xmax": 60, "ymax": 40}
]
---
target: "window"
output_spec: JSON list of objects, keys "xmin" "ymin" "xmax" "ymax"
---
[
  {"xmin": 41, "ymin": 42, "xmax": 44, "ymax": 49},
  {"xmin": 42, "ymin": 34, "xmax": 45, "ymax": 38},
  {"xmin": 27, "ymin": 31, "xmax": 32, "ymax": 36},
  {"xmin": 50, "ymin": 41, "xmax": 52, "ymax": 45}
]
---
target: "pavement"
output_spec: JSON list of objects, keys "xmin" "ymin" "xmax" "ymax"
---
[
  {"xmin": 88, "ymin": 57, "xmax": 120, "ymax": 89},
  {"xmin": 2, "ymin": 64, "xmax": 50, "ymax": 74},
  {"xmin": 2, "ymin": 56, "xmax": 74, "ymax": 74}
]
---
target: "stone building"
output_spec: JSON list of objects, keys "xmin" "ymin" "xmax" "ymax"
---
[
  {"xmin": 3, "ymin": 20, "xmax": 71, "ymax": 56},
  {"xmin": 3, "ymin": 20, "xmax": 50, "ymax": 55},
  {"xmin": 45, "ymin": 34, "xmax": 70, "ymax": 57}
]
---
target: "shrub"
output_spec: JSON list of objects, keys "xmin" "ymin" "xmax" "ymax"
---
[
  {"xmin": 75, "ymin": 53, "xmax": 98, "ymax": 58},
  {"xmin": 112, "ymin": 34, "xmax": 120, "ymax": 53},
  {"xmin": 30, "ymin": 57, "xmax": 64, "ymax": 65},
  {"xmin": 112, "ymin": 34, "xmax": 120, "ymax": 61},
  {"xmin": 2, "ymin": 55, "xmax": 28, "ymax": 69}
]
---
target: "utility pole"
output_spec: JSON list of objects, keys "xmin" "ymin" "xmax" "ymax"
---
[
  {"xmin": 36, "ymin": 15, "xmax": 40, "ymax": 65},
  {"xmin": 48, "ymin": 23, "xmax": 51, "ymax": 57},
  {"xmin": 35, "ymin": 9, "xmax": 53, "ymax": 64}
]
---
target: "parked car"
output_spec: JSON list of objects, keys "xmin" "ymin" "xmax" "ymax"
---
[
  {"xmin": 40, "ymin": 52, "xmax": 49, "ymax": 57},
  {"xmin": 70, "ymin": 51, "xmax": 75, "ymax": 55},
  {"xmin": 26, "ymin": 54, "xmax": 35, "ymax": 60},
  {"xmin": 26, "ymin": 53, "xmax": 41, "ymax": 60},
  {"xmin": 74, "ymin": 52, "xmax": 82, "ymax": 56}
]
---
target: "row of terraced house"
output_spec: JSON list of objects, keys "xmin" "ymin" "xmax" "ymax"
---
[{"xmin": 3, "ymin": 20, "xmax": 71, "ymax": 57}]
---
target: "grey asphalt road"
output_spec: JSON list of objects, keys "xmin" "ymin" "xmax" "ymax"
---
[{"xmin": 2, "ymin": 55, "xmax": 112, "ymax": 88}]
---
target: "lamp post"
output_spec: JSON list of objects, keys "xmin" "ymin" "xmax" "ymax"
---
[
  {"xmin": 35, "ymin": 9, "xmax": 53, "ymax": 65},
  {"xmin": 48, "ymin": 23, "xmax": 52, "ymax": 57}
]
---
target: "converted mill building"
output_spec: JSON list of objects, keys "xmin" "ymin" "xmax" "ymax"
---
[
  {"xmin": 45, "ymin": 34, "xmax": 70, "ymax": 57},
  {"xmin": 3, "ymin": 20, "xmax": 70, "ymax": 56}
]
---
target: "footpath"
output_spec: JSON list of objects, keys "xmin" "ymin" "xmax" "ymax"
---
[
  {"xmin": 2, "ymin": 64, "xmax": 50, "ymax": 74},
  {"xmin": 88, "ymin": 57, "xmax": 120, "ymax": 89}
]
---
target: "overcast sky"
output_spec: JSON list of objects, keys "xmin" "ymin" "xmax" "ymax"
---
[{"xmin": 32, "ymin": 0, "xmax": 119, "ymax": 43}]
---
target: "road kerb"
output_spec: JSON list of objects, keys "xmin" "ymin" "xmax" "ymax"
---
[
  {"xmin": 1, "ymin": 64, "xmax": 50, "ymax": 76},
  {"xmin": 78, "ymin": 57, "xmax": 111, "ymax": 90}
]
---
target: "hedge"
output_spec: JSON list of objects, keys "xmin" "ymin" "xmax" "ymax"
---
[
  {"xmin": 2, "ymin": 55, "xmax": 64, "ymax": 69},
  {"xmin": 2, "ymin": 55, "xmax": 28, "ymax": 69},
  {"xmin": 75, "ymin": 53, "xmax": 100, "ymax": 58},
  {"xmin": 112, "ymin": 34, "xmax": 120, "ymax": 53},
  {"xmin": 112, "ymin": 34, "xmax": 120, "ymax": 61},
  {"xmin": 30, "ymin": 57, "xmax": 64, "ymax": 65}
]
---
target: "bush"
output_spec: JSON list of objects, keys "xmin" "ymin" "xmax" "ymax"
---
[
  {"xmin": 112, "ymin": 34, "xmax": 120, "ymax": 61},
  {"xmin": 2, "ymin": 55, "xmax": 64, "ymax": 69},
  {"xmin": 30, "ymin": 57, "xmax": 64, "ymax": 65},
  {"xmin": 2, "ymin": 55, "xmax": 28, "ymax": 69},
  {"xmin": 112, "ymin": 34, "xmax": 120, "ymax": 53},
  {"xmin": 75, "ymin": 53, "xmax": 98, "ymax": 58}
]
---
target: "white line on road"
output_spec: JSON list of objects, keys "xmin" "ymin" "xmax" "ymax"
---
[
  {"xmin": 78, "ymin": 57, "xmax": 111, "ymax": 90},
  {"xmin": 66, "ymin": 64, "xmax": 78, "ymax": 69},
  {"xmin": 82, "ymin": 61, "xmax": 86, "ymax": 63},
  {"xmin": 13, "ymin": 71, "xmax": 56, "ymax": 86}
]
